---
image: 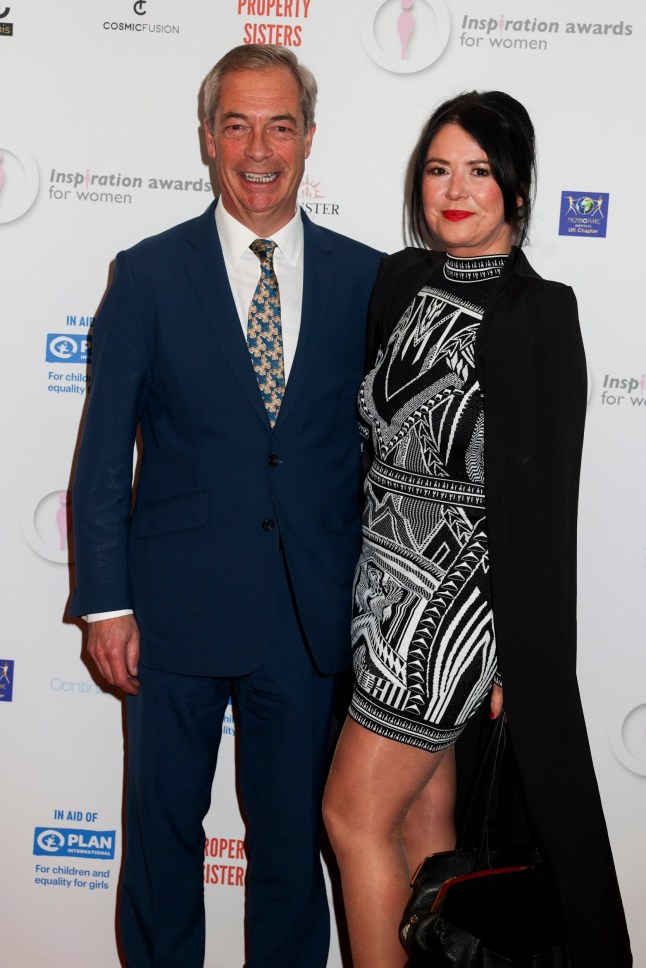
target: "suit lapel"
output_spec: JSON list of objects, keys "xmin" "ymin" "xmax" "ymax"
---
[
  {"xmin": 276, "ymin": 211, "xmax": 332, "ymax": 430},
  {"xmin": 182, "ymin": 201, "xmax": 271, "ymax": 430}
]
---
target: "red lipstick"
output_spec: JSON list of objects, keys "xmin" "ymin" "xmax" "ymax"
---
[{"xmin": 442, "ymin": 210, "xmax": 473, "ymax": 222}]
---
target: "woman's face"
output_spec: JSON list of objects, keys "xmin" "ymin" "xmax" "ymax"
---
[{"xmin": 421, "ymin": 123, "xmax": 515, "ymax": 257}]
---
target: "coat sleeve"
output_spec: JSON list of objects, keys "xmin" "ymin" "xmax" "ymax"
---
[
  {"xmin": 70, "ymin": 251, "xmax": 152, "ymax": 616},
  {"xmin": 481, "ymin": 281, "xmax": 587, "ymax": 685}
]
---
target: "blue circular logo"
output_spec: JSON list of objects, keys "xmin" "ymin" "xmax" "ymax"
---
[
  {"xmin": 574, "ymin": 197, "xmax": 595, "ymax": 216},
  {"xmin": 36, "ymin": 829, "xmax": 65, "ymax": 852}
]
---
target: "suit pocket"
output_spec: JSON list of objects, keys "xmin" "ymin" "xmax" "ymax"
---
[
  {"xmin": 324, "ymin": 493, "xmax": 360, "ymax": 536},
  {"xmin": 132, "ymin": 489, "xmax": 209, "ymax": 538}
]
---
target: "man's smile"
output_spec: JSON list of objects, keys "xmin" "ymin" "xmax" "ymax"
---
[{"xmin": 241, "ymin": 172, "xmax": 280, "ymax": 183}]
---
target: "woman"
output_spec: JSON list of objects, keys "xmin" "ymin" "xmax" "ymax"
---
[{"xmin": 323, "ymin": 92, "xmax": 631, "ymax": 968}]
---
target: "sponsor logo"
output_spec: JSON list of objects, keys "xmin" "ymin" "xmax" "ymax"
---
[
  {"xmin": 559, "ymin": 192, "xmax": 609, "ymax": 238},
  {"xmin": 204, "ymin": 834, "xmax": 246, "ymax": 888},
  {"xmin": 21, "ymin": 490, "xmax": 73, "ymax": 565},
  {"xmin": 0, "ymin": 139, "xmax": 39, "ymax": 223},
  {"xmin": 0, "ymin": 659, "xmax": 14, "ymax": 702},
  {"xmin": 459, "ymin": 13, "xmax": 632, "ymax": 52},
  {"xmin": 0, "ymin": 5, "xmax": 12, "ymax": 36},
  {"xmin": 34, "ymin": 811, "xmax": 114, "ymax": 890},
  {"xmin": 102, "ymin": 2, "xmax": 179, "ymax": 34},
  {"xmin": 361, "ymin": 0, "xmax": 450, "ymax": 74},
  {"xmin": 48, "ymin": 167, "xmax": 212, "ymax": 207},
  {"xmin": 298, "ymin": 175, "xmax": 340, "ymax": 217},
  {"xmin": 102, "ymin": 21, "xmax": 179, "ymax": 33},
  {"xmin": 50, "ymin": 677, "xmax": 105, "ymax": 695},
  {"xmin": 609, "ymin": 700, "xmax": 646, "ymax": 777},
  {"xmin": 238, "ymin": 0, "xmax": 312, "ymax": 48},
  {"xmin": 33, "ymin": 827, "xmax": 116, "ymax": 859},
  {"xmin": 44, "ymin": 315, "xmax": 93, "ymax": 398},
  {"xmin": 299, "ymin": 175, "xmax": 323, "ymax": 203},
  {"xmin": 45, "ymin": 333, "xmax": 92, "ymax": 365},
  {"xmin": 599, "ymin": 372, "xmax": 646, "ymax": 410}
]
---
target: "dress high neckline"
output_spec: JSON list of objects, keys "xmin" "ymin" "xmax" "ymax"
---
[{"xmin": 444, "ymin": 253, "xmax": 508, "ymax": 283}]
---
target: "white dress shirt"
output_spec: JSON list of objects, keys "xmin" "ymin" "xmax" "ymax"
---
[{"xmin": 86, "ymin": 199, "xmax": 305, "ymax": 623}]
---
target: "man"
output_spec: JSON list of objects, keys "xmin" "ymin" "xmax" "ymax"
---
[{"xmin": 71, "ymin": 44, "xmax": 381, "ymax": 968}]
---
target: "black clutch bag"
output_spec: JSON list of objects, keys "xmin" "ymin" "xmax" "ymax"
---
[{"xmin": 400, "ymin": 715, "xmax": 571, "ymax": 967}]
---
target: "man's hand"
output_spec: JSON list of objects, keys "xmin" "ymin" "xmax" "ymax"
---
[
  {"xmin": 87, "ymin": 615, "xmax": 141, "ymax": 695},
  {"xmin": 490, "ymin": 683, "xmax": 503, "ymax": 719}
]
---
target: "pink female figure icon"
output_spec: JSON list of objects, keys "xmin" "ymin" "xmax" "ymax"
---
[
  {"xmin": 398, "ymin": 0, "xmax": 415, "ymax": 60},
  {"xmin": 56, "ymin": 491, "xmax": 72, "ymax": 551}
]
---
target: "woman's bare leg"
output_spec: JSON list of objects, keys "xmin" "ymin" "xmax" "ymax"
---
[
  {"xmin": 323, "ymin": 719, "xmax": 457, "ymax": 968},
  {"xmin": 402, "ymin": 745, "xmax": 456, "ymax": 876}
]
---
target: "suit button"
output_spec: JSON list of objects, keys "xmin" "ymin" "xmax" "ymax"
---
[
  {"xmin": 262, "ymin": 519, "xmax": 275, "ymax": 531},
  {"xmin": 267, "ymin": 454, "xmax": 281, "ymax": 467}
]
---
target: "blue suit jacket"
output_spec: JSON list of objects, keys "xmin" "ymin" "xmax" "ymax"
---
[{"xmin": 71, "ymin": 202, "xmax": 382, "ymax": 677}]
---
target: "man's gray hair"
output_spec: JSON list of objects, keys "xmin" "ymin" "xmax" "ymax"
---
[{"xmin": 204, "ymin": 44, "xmax": 318, "ymax": 131}]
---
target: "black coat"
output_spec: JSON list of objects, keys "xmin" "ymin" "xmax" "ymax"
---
[{"xmin": 365, "ymin": 246, "xmax": 632, "ymax": 968}]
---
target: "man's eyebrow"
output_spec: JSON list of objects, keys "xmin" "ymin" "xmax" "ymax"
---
[
  {"xmin": 219, "ymin": 111, "xmax": 299, "ymax": 124},
  {"xmin": 219, "ymin": 111, "xmax": 249, "ymax": 122},
  {"xmin": 269, "ymin": 114, "xmax": 299, "ymax": 124}
]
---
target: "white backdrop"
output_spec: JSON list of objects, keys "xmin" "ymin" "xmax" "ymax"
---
[{"xmin": 1, "ymin": 1, "xmax": 645, "ymax": 965}]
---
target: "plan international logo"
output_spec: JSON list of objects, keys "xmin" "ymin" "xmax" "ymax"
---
[
  {"xmin": 559, "ymin": 191, "xmax": 609, "ymax": 239},
  {"xmin": 33, "ymin": 827, "xmax": 116, "ymax": 859},
  {"xmin": 45, "ymin": 334, "xmax": 92, "ymax": 364}
]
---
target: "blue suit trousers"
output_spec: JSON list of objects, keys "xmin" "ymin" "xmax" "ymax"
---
[{"xmin": 120, "ymin": 567, "xmax": 336, "ymax": 967}]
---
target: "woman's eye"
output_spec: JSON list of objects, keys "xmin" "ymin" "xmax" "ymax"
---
[
  {"xmin": 473, "ymin": 167, "xmax": 490, "ymax": 177},
  {"xmin": 426, "ymin": 166, "xmax": 447, "ymax": 176}
]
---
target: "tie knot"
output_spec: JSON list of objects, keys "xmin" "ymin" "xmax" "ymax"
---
[{"xmin": 250, "ymin": 238, "xmax": 277, "ymax": 268}]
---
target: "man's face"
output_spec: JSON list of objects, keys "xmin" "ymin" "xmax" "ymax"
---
[{"xmin": 205, "ymin": 66, "xmax": 315, "ymax": 236}]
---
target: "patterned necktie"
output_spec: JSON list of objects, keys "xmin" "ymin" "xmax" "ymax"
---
[{"xmin": 247, "ymin": 239, "xmax": 285, "ymax": 427}]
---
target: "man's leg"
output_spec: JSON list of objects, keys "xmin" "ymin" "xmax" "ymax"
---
[
  {"xmin": 235, "ymin": 568, "xmax": 337, "ymax": 968},
  {"xmin": 120, "ymin": 664, "xmax": 231, "ymax": 968}
]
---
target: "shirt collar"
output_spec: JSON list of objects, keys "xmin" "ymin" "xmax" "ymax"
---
[{"xmin": 215, "ymin": 198, "xmax": 303, "ymax": 266}]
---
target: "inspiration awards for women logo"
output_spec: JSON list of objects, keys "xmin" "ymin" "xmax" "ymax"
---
[
  {"xmin": 361, "ymin": 0, "xmax": 451, "ymax": 74},
  {"xmin": 608, "ymin": 698, "xmax": 646, "ymax": 777},
  {"xmin": 21, "ymin": 489, "xmax": 74, "ymax": 564},
  {"xmin": 0, "ymin": 138, "xmax": 39, "ymax": 223}
]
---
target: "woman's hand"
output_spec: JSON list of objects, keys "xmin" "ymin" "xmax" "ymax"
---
[{"xmin": 490, "ymin": 683, "xmax": 503, "ymax": 719}]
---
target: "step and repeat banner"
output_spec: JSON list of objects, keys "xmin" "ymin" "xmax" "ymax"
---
[{"xmin": 1, "ymin": 1, "xmax": 644, "ymax": 964}]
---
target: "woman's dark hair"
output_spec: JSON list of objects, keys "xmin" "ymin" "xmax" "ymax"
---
[{"xmin": 409, "ymin": 91, "xmax": 536, "ymax": 248}]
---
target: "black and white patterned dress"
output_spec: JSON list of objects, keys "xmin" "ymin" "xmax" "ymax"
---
[{"xmin": 349, "ymin": 253, "xmax": 507, "ymax": 752}]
